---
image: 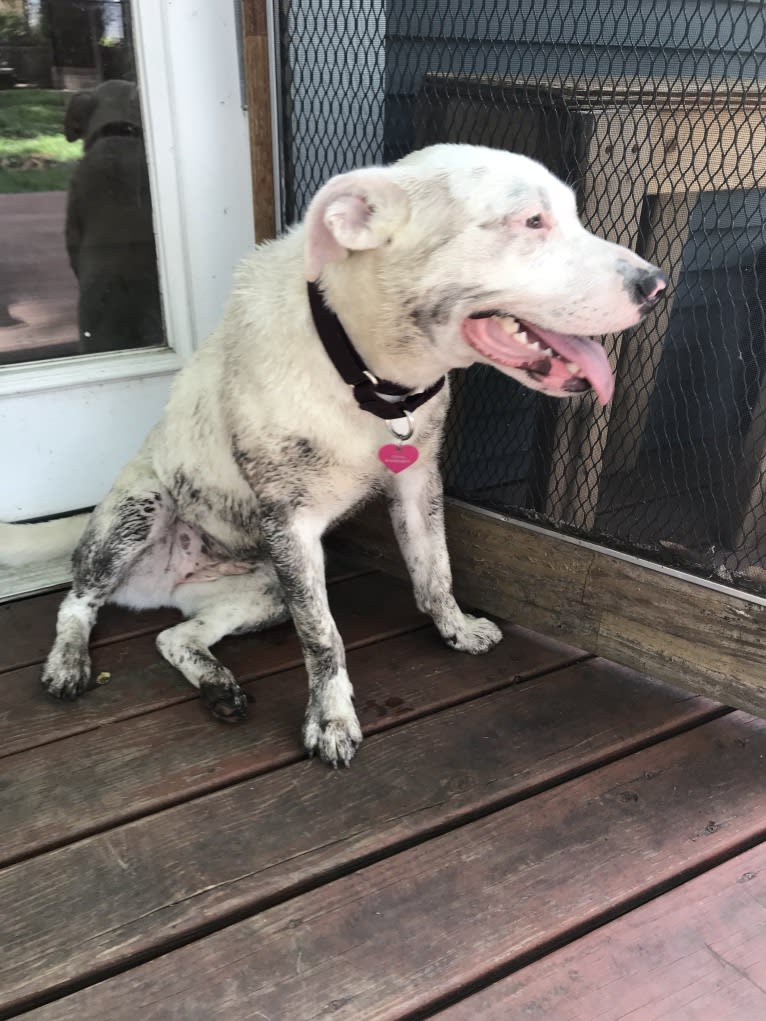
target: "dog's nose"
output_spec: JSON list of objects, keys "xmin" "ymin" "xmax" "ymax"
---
[{"xmin": 634, "ymin": 268, "xmax": 668, "ymax": 307}]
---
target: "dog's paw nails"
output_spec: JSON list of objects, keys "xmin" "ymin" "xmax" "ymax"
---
[
  {"xmin": 41, "ymin": 648, "xmax": 92, "ymax": 700},
  {"xmin": 201, "ymin": 680, "xmax": 250, "ymax": 723},
  {"xmin": 42, "ymin": 673, "xmax": 90, "ymax": 700},
  {"xmin": 303, "ymin": 713, "xmax": 362, "ymax": 768},
  {"xmin": 445, "ymin": 615, "xmax": 503, "ymax": 655}
]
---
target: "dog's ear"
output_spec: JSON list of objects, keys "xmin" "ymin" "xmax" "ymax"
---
[
  {"xmin": 64, "ymin": 91, "xmax": 97, "ymax": 142},
  {"xmin": 304, "ymin": 168, "xmax": 410, "ymax": 281}
]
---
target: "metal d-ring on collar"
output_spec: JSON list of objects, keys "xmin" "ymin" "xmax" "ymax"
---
[
  {"xmin": 361, "ymin": 370, "xmax": 416, "ymax": 441},
  {"xmin": 307, "ymin": 281, "xmax": 446, "ymax": 422},
  {"xmin": 386, "ymin": 409, "xmax": 415, "ymax": 442}
]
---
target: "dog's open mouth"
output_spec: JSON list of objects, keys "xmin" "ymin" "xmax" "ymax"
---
[{"xmin": 462, "ymin": 312, "xmax": 614, "ymax": 405}]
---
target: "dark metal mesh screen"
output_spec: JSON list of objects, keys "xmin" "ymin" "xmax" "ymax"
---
[{"xmin": 279, "ymin": 0, "xmax": 766, "ymax": 595}]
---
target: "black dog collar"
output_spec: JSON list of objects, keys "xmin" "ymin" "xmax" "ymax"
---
[
  {"xmin": 85, "ymin": 122, "xmax": 142, "ymax": 151},
  {"xmin": 307, "ymin": 281, "xmax": 445, "ymax": 421}
]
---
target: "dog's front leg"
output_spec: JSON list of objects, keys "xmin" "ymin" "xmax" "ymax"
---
[
  {"xmin": 387, "ymin": 460, "xmax": 502, "ymax": 655},
  {"xmin": 261, "ymin": 506, "xmax": 362, "ymax": 767}
]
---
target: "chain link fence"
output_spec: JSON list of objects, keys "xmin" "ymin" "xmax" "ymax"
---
[{"xmin": 278, "ymin": 0, "xmax": 766, "ymax": 595}]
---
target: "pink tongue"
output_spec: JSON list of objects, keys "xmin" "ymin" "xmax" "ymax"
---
[
  {"xmin": 527, "ymin": 323, "xmax": 614, "ymax": 405},
  {"xmin": 462, "ymin": 318, "xmax": 615, "ymax": 405}
]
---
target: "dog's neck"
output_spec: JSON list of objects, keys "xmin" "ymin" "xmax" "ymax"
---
[
  {"xmin": 307, "ymin": 281, "xmax": 445, "ymax": 420},
  {"xmin": 317, "ymin": 263, "xmax": 454, "ymax": 392}
]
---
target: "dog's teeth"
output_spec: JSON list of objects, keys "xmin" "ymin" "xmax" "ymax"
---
[
  {"xmin": 499, "ymin": 318, "xmax": 519, "ymax": 335},
  {"xmin": 542, "ymin": 347, "xmax": 554, "ymax": 356},
  {"xmin": 529, "ymin": 340, "xmax": 542, "ymax": 351},
  {"xmin": 516, "ymin": 330, "xmax": 528, "ymax": 345},
  {"xmin": 566, "ymin": 361, "xmax": 580, "ymax": 374}
]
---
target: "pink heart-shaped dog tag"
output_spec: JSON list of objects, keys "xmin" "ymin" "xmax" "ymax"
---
[{"xmin": 378, "ymin": 443, "xmax": 419, "ymax": 473}]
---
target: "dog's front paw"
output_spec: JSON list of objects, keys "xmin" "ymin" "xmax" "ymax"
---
[
  {"xmin": 303, "ymin": 706, "xmax": 363, "ymax": 768},
  {"xmin": 443, "ymin": 614, "xmax": 503, "ymax": 655},
  {"xmin": 41, "ymin": 642, "xmax": 92, "ymax": 700}
]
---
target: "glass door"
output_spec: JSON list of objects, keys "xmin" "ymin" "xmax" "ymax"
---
[{"xmin": 0, "ymin": 0, "xmax": 255, "ymax": 596}]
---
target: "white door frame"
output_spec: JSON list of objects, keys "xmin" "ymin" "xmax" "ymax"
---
[{"xmin": 0, "ymin": 0, "xmax": 256, "ymax": 596}]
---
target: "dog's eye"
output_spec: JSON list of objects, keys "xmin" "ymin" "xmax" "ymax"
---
[{"xmin": 526, "ymin": 214, "xmax": 544, "ymax": 229}]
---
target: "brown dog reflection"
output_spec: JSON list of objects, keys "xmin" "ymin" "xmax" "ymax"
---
[{"xmin": 64, "ymin": 80, "xmax": 163, "ymax": 353}]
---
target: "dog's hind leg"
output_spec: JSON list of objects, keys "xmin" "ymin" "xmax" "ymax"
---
[
  {"xmin": 157, "ymin": 567, "xmax": 288, "ymax": 721},
  {"xmin": 387, "ymin": 458, "xmax": 503, "ymax": 654},
  {"xmin": 43, "ymin": 454, "xmax": 172, "ymax": 700}
]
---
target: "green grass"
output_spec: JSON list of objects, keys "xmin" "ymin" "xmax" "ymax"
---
[
  {"xmin": 0, "ymin": 163, "xmax": 75, "ymax": 192},
  {"xmin": 0, "ymin": 129, "xmax": 80, "ymax": 161},
  {"xmin": 0, "ymin": 87, "xmax": 69, "ymax": 136},
  {"xmin": 0, "ymin": 88, "xmax": 82, "ymax": 193}
]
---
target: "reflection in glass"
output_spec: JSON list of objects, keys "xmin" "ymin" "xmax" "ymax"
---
[{"xmin": 0, "ymin": 0, "xmax": 164, "ymax": 364}]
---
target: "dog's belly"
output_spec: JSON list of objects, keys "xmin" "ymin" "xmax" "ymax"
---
[
  {"xmin": 112, "ymin": 518, "xmax": 256, "ymax": 610},
  {"xmin": 164, "ymin": 520, "xmax": 255, "ymax": 585}
]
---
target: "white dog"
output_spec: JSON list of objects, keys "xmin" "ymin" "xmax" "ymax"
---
[{"xmin": 0, "ymin": 145, "xmax": 666, "ymax": 766}]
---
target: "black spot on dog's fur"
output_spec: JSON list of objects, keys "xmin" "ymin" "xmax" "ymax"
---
[
  {"xmin": 232, "ymin": 434, "xmax": 329, "ymax": 511},
  {"xmin": 169, "ymin": 468, "xmax": 260, "ymax": 556},
  {"xmin": 173, "ymin": 471, "xmax": 201, "ymax": 505},
  {"xmin": 72, "ymin": 493, "xmax": 162, "ymax": 595},
  {"xmin": 292, "ymin": 436, "xmax": 318, "ymax": 462},
  {"xmin": 408, "ymin": 286, "xmax": 507, "ymax": 335}
]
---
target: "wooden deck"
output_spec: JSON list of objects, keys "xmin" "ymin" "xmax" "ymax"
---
[{"xmin": 2, "ymin": 563, "xmax": 766, "ymax": 1020}]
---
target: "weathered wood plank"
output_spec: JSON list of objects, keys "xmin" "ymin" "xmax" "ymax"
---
[
  {"xmin": 0, "ymin": 592, "xmax": 180, "ymax": 675},
  {"xmin": 437, "ymin": 841, "xmax": 766, "ymax": 1020},
  {"xmin": 19, "ymin": 712, "xmax": 766, "ymax": 1021},
  {"xmin": 589, "ymin": 556, "xmax": 766, "ymax": 712},
  {"xmin": 330, "ymin": 501, "xmax": 600, "ymax": 643},
  {"xmin": 0, "ymin": 559, "xmax": 365, "ymax": 674},
  {"xmin": 0, "ymin": 622, "xmax": 583, "ymax": 866},
  {"xmin": 0, "ymin": 571, "xmax": 426, "ymax": 758},
  {"xmin": 333, "ymin": 501, "xmax": 766, "ymax": 717},
  {"xmin": 240, "ymin": 0, "xmax": 276, "ymax": 242},
  {"xmin": 1, "ymin": 659, "xmax": 719, "ymax": 1015}
]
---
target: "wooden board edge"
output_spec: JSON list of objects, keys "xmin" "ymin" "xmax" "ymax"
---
[
  {"xmin": 240, "ymin": 0, "xmax": 277, "ymax": 242},
  {"xmin": 433, "ymin": 840, "xmax": 766, "ymax": 1020},
  {"xmin": 0, "ymin": 680, "xmax": 728, "ymax": 1015},
  {"xmin": 330, "ymin": 500, "xmax": 766, "ymax": 717}
]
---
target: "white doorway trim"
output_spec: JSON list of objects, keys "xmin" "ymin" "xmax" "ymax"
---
[{"xmin": 0, "ymin": 0, "xmax": 255, "ymax": 594}]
